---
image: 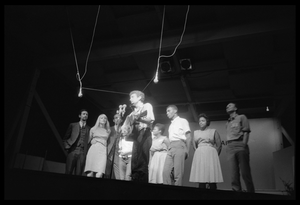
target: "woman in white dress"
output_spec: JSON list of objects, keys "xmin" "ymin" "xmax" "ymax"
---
[
  {"xmin": 84, "ymin": 114, "xmax": 111, "ymax": 178},
  {"xmin": 149, "ymin": 123, "xmax": 170, "ymax": 184},
  {"xmin": 189, "ymin": 113, "xmax": 223, "ymax": 190}
]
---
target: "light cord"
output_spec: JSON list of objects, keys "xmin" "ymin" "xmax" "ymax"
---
[
  {"xmin": 142, "ymin": 5, "xmax": 190, "ymax": 91},
  {"xmin": 159, "ymin": 5, "xmax": 190, "ymax": 58},
  {"xmin": 67, "ymin": 5, "xmax": 101, "ymax": 95},
  {"xmin": 80, "ymin": 5, "xmax": 101, "ymax": 81}
]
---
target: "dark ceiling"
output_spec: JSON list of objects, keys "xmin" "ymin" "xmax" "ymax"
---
[{"xmin": 5, "ymin": 5, "xmax": 296, "ymax": 125}]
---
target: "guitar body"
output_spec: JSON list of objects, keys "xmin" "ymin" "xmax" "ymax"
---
[{"xmin": 122, "ymin": 110, "xmax": 147, "ymax": 130}]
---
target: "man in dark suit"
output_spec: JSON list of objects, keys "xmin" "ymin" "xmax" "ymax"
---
[{"xmin": 62, "ymin": 109, "xmax": 91, "ymax": 176}]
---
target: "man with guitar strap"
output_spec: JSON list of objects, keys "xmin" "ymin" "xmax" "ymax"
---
[{"xmin": 122, "ymin": 90, "xmax": 155, "ymax": 183}]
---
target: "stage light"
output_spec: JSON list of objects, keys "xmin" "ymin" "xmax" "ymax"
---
[
  {"xmin": 180, "ymin": 59, "xmax": 192, "ymax": 70},
  {"xmin": 78, "ymin": 87, "xmax": 83, "ymax": 97},
  {"xmin": 160, "ymin": 61, "xmax": 172, "ymax": 73},
  {"xmin": 154, "ymin": 71, "xmax": 159, "ymax": 83}
]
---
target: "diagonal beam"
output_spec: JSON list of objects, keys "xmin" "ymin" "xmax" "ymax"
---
[
  {"xmin": 172, "ymin": 54, "xmax": 198, "ymax": 122},
  {"xmin": 281, "ymin": 126, "xmax": 294, "ymax": 147},
  {"xmin": 180, "ymin": 75, "xmax": 198, "ymax": 122},
  {"xmin": 8, "ymin": 69, "xmax": 40, "ymax": 169},
  {"xmin": 34, "ymin": 92, "xmax": 67, "ymax": 157}
]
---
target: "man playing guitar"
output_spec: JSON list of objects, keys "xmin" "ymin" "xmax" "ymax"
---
[{"xmin": 122, "ymin": 90, "xmax": 155, "ymax": 183}]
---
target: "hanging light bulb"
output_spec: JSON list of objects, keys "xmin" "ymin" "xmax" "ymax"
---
[
  {"xmin": 78, "ymin": 86, "xmax": 83, "ymax": 97},
  {"xmin": 154, "ymin": 71, "xmax": 159, "ymax": 83},
  {"xmin": 78, "ymin": 80, "xmax": 83, "ymax": 97},
  {"xmin": 266, "ymin": 106, "xmax": 269, "ymax": 112}
]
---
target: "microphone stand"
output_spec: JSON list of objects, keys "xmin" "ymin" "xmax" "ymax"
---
[
  {"xmin": 109, "ymin": 104, "xmax": 127, "ymax": 179},
  {"xmin": 109, "ymin": 128, "xmax": 120, "ymax": 179}
]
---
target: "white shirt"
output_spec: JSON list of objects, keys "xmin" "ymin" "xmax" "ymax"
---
[
  {"xmin": 168, "ymin": 116, "xmax": 190, "ymax": 142},
  {"xmin": 118, "ymin": 138, "xmax": 133, "ymax": 158},
  {"xmin": 79, "ymin": 121, "xmax": 86, "ymax": 128}
]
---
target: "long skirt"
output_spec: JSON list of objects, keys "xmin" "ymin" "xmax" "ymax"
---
[
  {"xmin": 149, "ymin": 151, "xmax": 167, "ymax": 183},
  {"xmin": 189, "ymin": 145, "xmax": 223, "ymax": 183}
]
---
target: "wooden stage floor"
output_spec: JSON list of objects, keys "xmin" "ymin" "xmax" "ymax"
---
[{"xmin": 5, "ymin": 168, "xmax": 294, "ymax": 200}]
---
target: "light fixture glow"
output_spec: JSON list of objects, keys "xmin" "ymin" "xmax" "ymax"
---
[
  {"xmin": 154, "ymin": 71, "xmax": 159, "ymax": 83},
  {"xmin": 78, "ymin": 87, "xmax": 83, "ymax": 97}
]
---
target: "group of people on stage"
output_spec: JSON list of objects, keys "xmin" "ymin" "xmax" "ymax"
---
[{"xmin": 62, "ymin": 90, "xmax": 255, "ymax": 193}]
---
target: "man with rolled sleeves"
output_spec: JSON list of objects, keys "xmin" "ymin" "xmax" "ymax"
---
[{"xmin": 225, "ymin": 102, "xmax": 255, "ymax": 193}]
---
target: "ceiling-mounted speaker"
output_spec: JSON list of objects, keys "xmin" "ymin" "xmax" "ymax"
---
[
  {"xmin": 160, "ymin": 61, "xmax": 172, "ymax": 73},
  {"xmin": 180, "ymin": 59, "xmax": 192, "ymax": 70}
]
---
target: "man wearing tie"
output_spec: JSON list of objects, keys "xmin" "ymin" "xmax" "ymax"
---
[{"xmin": 62, "ymin": 109, "xmax": 90, "ymax": 176}]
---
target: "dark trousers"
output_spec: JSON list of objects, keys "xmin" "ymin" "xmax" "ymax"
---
[
  {"xmin": 226, "ymin": 141, "xmax": 255, "ymax": 192},
  {"xmin": 130, "ymin": 128, "xmax": 152, "ymax": 183},
  {"xmin": 65, "ymin": 148, "xmax": 85, "ymax": 176}
]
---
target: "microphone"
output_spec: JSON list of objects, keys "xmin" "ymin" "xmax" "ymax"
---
[
  {"xmin": 154, "ymin": 71, "xmax": 158, "ymax": 83},
  {"xmin": 118, "ymin": 104, "xmax": 127, "ymax": 117}
]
